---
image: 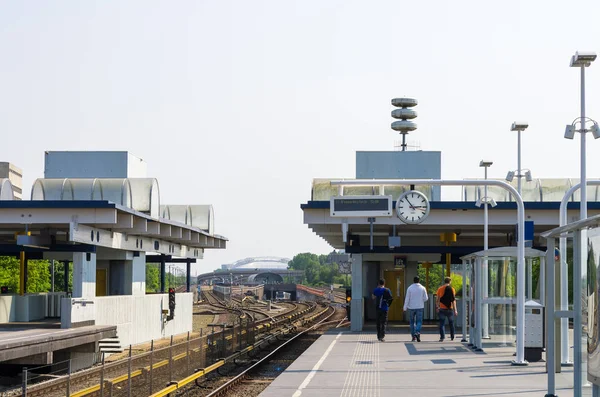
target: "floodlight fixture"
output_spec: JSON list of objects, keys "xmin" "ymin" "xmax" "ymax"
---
[
  {"xmin": 525, "ymin": 170, "xmax": 533, "ymax": 182},
  {"xmin": 565, "ymin": 124, "xmax": 576, "ymax": 139},
  {"xmin": 570, "ymin": 51, "xmax": 597, "ymax": 67},
  {"xmin": 506, "ymin": 171, "xmax": 515, "ymax": 182},
  {"xmin": 591, "ymin": 123, "xmax": 600, "ymax": 139},
  {"xmin": 475, "ymin": 197, "xmax": 497, "ymax": 208},
  {"xmin": 511, "ymin": 122, "xmax": 529, "ymax": 132},
  {"xmin": 479, "ymin": 160, "xmax": 493, "ymax": 167}
]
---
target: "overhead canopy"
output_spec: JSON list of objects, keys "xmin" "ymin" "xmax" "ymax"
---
[{"xmin": 461, "ymin": 246, "xmax": 546, "ymax": 260}]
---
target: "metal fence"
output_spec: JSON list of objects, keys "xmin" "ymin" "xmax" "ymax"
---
[{"xmin": 19, "ymin": 318, "xmax": 257, "ymax": 397}]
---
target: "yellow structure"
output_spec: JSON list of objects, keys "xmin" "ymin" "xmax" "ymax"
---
[{"xmin": 440, "ymin": 232, "xmax": 457, "ymax": 277}]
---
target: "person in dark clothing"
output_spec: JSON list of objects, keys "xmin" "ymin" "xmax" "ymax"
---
[
  {"xmin": 372, "ymin": 279, "xmax": 392, "ymax": 342},
  {"xmin": 436, "ymin": 277, "xmax": 457, "ymax": 342}
]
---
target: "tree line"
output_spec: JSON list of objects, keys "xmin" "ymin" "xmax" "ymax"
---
[
  {"xmin": 0, "ymin": 257, "xmax": 182, "ymax": 294},
  {"xmin": 287, "ymin": 252, "xmax": 349, "ymax": 287}
]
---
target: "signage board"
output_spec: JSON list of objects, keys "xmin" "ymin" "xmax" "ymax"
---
[
  {"xmin": 330, "ymin": 195, "xmax": 393, "ymax": 217},
  {"xmin": 394, "ymin": 256, "xmax": 406, "ymax": 269}
]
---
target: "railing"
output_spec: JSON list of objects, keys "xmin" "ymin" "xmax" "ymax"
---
[{"xmin": 20, "ymin": 321, "xmax": 257, "ymax": 397}]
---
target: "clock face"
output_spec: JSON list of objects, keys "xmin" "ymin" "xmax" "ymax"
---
[{"xmin": 396, "ymin": 191, "xmax": 430, "ymax": 224}]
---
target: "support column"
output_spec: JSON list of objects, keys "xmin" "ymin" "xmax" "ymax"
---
[
  {"xmin": 186, "ymin": 260, "xmax": 191, "ymax": 293},
  {"xmin": 63, "ymin": 260, "xmax": 70, "ymax": 294},
  {"xmin": 350, "ymin": 254, "xmax": 363, "ymax": 332},
  {"xmin": 22, "ymin": 254, "xmax": 28, "ymax": 295},
  {"xmin": 51, "ymin": 260, "xmax": 55, "ymax": 293},
  {"xmin": 131, "ymin": 253, "xmax": 146, "ymax": 295},
  {"xmin": 160, "ymin": 255, "xmax": 166, "ymax": 293},
  {"xmin": 461, "ymin": 260, "xmax": 468, "ymax": 342},
  {"xmin": 72, "ymin": 253, "xmax": 96, "ymax": 298}
]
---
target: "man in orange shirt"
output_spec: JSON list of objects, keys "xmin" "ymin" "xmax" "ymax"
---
[{"xmin": 436, "ymin": 277, "xmax": 457, "ymax": 342}]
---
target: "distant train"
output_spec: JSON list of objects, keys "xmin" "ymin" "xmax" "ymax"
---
[{"xmin": 275, "ymin": 291, "xmax": 291, "ymax": 300}]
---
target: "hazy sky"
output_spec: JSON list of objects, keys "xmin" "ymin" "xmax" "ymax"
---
[{"xmin": 1, "ymin": 1, "xmax": 599, "ymax": 274}]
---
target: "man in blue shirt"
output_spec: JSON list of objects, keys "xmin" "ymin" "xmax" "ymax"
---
[{"xmin": 372, "ymin": 279, "xmax": 392, "ymax": 342}]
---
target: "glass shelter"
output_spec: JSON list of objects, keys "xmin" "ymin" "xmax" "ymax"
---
[
  {"xmin": 461, "ymin": 247, "xmax": 546, "ymax": 352},
  {"xmin": 542, "ymin": 214, "xmax": 600, "ymax": 397}
]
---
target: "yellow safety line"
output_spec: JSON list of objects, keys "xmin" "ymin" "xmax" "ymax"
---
[
  {"xmin": 149, "ymin": 360, "xmax": 225, "ymax": 397},
  {"xmin": 71, "ymin": 384, "xmax": 101, "ymax": 397}
]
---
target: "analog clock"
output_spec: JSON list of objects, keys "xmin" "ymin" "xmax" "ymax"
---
[{"xmin": 396, "ymin": 190, "xmax": 430, "ymax": 224}]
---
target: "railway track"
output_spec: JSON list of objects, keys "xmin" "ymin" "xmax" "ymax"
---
[
  {"xmin": 21, "ymin": 294, "xmax": 322, "ymax": 397},
  {"xmin": 160, "ymin": 305, "xmax": 343, "ymax": 397}
]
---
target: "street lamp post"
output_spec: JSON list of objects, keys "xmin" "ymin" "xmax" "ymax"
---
[
  {"xmin": 507, "ymin": 122, "xmax": 530, "ymax": 197},
  {"xmin": 479, "ymin": 160, "xmax": 495, "ymax": 340},
  {"xmin": 565, "ymin": 50, "xmax": 598, "ymax": 396}
]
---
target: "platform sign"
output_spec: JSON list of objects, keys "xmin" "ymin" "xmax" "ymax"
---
[{"xmin": 330, "ymin": 195, "xmax": 393, "ymax": 217}]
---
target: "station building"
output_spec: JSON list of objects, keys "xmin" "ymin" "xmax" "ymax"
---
[
  {"xmin": 302, "ymin": 149, "xmax": 600, "ymax": 332},
  {"xmin": 0, "ymin": 151, "xmax": 227, "ymax": 369}
]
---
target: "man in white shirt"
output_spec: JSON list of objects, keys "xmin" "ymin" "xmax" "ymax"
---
[{"xmin": 403, "ymin": 276, "xmax": 429, "ymax": 342}]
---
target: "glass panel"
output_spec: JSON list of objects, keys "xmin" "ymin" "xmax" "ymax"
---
[
  {"xmin": 587, "ymin": 227, "xmax": 600, "ymax": 382},
  {"xmin": 540, "ymin": 178, "xmax": 574, "ymax": 202},
  {"xmin": 312, "ymin": 178, "xmax": 342, "ymax": 201},
  {"xmin": 487, "ymin": 258, "xmax": 516, "ymax": 298},
  {"xmin": 486, "ymin": 302, "xmax": 516, "ymax": 345}
]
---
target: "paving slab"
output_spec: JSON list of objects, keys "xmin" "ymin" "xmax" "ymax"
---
[{"xmin": 260, "ymin": 329, "xmax": 589, "ymax": 397}]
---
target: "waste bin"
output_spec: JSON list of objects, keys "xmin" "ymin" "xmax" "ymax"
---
[{"xmin": 524, "ymin": 300, "xmax": 544, "ymax": 362}]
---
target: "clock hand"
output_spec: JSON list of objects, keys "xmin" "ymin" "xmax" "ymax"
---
[{"xmin": 405, "ymin": 197, "xmax": 416, "ymax": 209}]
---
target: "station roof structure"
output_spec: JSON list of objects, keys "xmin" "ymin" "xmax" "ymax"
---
[
  {"xmin": 0, "ymin": 200, "xmax": 226, "ymax": 259},
  {"xmin": 302, "ymin": 178, "xmax": 600, "ymax": 258}
]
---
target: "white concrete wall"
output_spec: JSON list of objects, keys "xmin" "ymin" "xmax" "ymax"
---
[
  {"xmin": 61, "ymin": 293, "xmax": 193, "ymax": 347},
  {"xmin": 0, "ymin": 295, "xmax": 15, "ymax": 323},
  {"xmin": 73, "ymin": 252, "xmax": 96, "ymax": 298},
  {"xmin": 0, "ymin": 295, "xmax": 48, "ymax": 323},
  {"xmin": 61, "ymin": 298, "xmax": 96, "ymax": 328}
]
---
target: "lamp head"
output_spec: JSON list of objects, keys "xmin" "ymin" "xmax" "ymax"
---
[
  {"xmin": 525, "ymin": 170, "xmax": 533, "ymax": 182},
  {"xmin": 479, "ymin": 160, "xmax": 493, "ymax": 167},
  {"xmin": 591, "ymin": 123, "xmax": 600, "ymax": 140},
  {"xmin": 565, "ymin": 124, "xmax": 576, "ymax": 139},
  {"xmin": 511, "ymin": 122, "xmax": 529, "ymax": 132},
  {"xmin": 570, "ymin": 51, "xmax": 597, "ymax": 67},
  {"xmin": 506, "ymin": 171, "xmax": 515, "ymax": 182}
]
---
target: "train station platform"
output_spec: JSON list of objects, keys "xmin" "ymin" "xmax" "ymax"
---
[
  {"xmin": 0, "ymin": 323, "xmax": 116, "ymax": 363},
  {"xmin": 260, "ymin": 327, "xmax": 584, "ymax": 397}
]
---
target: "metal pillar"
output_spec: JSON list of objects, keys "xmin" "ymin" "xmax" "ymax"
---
[
  {"xmin": 475, "ymin": 257, "xmax": 483, "ymax": 351},
  {"xmin": 461, "ymin": 259, "xmax": 468, "ymax": 342},
  {"xmin": 63, "ymin": 260, "xmax": 69, "ymax": 294},
  {"xmin": 546, "ymin": 239, "xmax": 557, "ymax": 397},
  {"xmin": 574, "ymin": 231, "xmax": 583, "ymax": 395},
  {"xmin": 527, "ymin": 260, "xmax": 533, "ymax": 301},
  {"xmin": 160, "ymin": 255, "xmax": 166, "ymax": 293},
  {"xmin": 22, "ymin": 253, "xmax": 28, "ymax": 295},
  {"xmin": 517, "ymin": 129, "xmax": 522, "ymax": 196},
  {"xmin": 51, "ymin": 260, "xmax": 55, "ymax": 293},
  {"xmin": 186, "ymin": 260, "xmax": 191, "ymax": 293}
]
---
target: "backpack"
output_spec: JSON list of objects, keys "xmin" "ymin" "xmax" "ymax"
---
[
  {"xmin": 439, "ymin": 285, "xmax": 455, "ymax": 308},
  {"xmin": 383, "ymin": 288, "xmax": 394, "ymax": 307}
]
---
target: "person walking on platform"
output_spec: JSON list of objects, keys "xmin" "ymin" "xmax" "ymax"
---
[
  {"xmin": 403, "ymin": 276, "xmax": 428, "ymax": 342},
  {"xmin": 372, "ymin": 279, "xmax": 393, "ymax": 342},
  {"xmin": 436, "ymin": 277, "xmax": 457, "ymax": 342}
]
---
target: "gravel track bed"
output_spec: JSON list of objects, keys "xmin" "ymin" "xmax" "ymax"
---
[{"xmin": 173, "ymin": 309, "xmax": 346, "ymax": 397}]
